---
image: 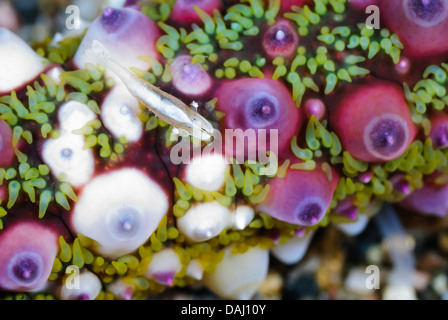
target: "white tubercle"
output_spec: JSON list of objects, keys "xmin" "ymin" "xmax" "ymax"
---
[
  {"xmin": 144, "ymin": 248, "xmax": 182, "ymax": 286},
  {"xmin": 0, "ymin": 28, "xmax": 47, "ymax": 92},
  {"xmin": 41, "ymin": 133, "xmax": 95, "ymax": 187},
  {"xmin": 335, "ymin": 214, "xmax": 370, "ymax": 236},
  {"xmin": 59, "ymin": 270, "xmax": 102, "ymax": 300},
  {"xmin": 186, "ymin": 259, "xmax": 204, "ymax": 280},
  {"xmin": 231, "ymin": 205, "xmax": 255, "ymax": 230},
  {"xmin": 185, "ymin": 153, "xmax": 228, "ymax": 192},
  {"xmin": 45, "ymin": 66, "xmax": 64, "ymax": 85},
  {"xmin": 101, "ymin": 83, "xmax": 143, "ymax": 142},
  {"xmin": 270, "ymin": 230, "xmax": 315, "ymax": 265},
  {"xmin": 177, "ymin": 201, "xmax": 232, "ymax": 242},
  {"xmin": 203, "ymin": 245, "xmax": 269, "ymax": 300},
  {"xmin": 72, "ymin": 168, "xmax": 169, "ymax": 259},
  {"xmin": 58, "ymin": 100, "xmax": 97, "ymax": 133},
  {"xmin": 108, "ymin": 279, "xmax": 135, "ymax": 300}
]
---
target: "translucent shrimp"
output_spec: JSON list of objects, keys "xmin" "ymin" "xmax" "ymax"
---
[{"xmin": 84, "ymin": 40, "xmax": 214, "ymax": 140}]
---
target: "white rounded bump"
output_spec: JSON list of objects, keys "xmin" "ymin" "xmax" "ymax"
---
[
  {"xmin": 58, "ymin": 100, "xmax": 97, "ymax": 133},
  {"xmin": 232, "ymin": 205, "xmax": 255, "ymax": 230},
  {"xmin": 45, "ymin": 66, "xmax": 64, "ymax": 85},
  {"xmin": 59, "ymin": 270, "xmax": 102, "ymax": 300},
  {"xmin": 72, "ymin": 168, "xmax": 169, "ymax": 258},
  {"xmin": 335, "ymin": 214, "xmax": 370, "ymax": 236},
  {"xmin": 203, "ymin": 245, "xmax": 269, "ymax": 300},
  {"xmin": 185, "ymin": 153, "xmax": 228, "ymax": 192},
  {"xmin": 108, "ymin": 279, "xmax": 135, "ymax": 300},
  {"xmin": 144, "ymin": 248, "xmax": 182, "ymax": 285},
  {"xmin": 270, "ymin": 230, "xmax": 315, "ymax": 265},
  {"xmin": 41, "ymin": 133, "xmax": 95, "ymax": 187},
  {"xmin": 186, "ymin": 259, "xmax": 204, "ymax": 280},
  {"xmin": 177, "ymin": 201, "xmax": 232, "ymax": 242},
  {"xmin": 0, "ymin": 28, "xmax": 47, "ymax": 92},
  {"xmin": 101, "ymin": 84, "xmax": 143, "ymax": 142}
]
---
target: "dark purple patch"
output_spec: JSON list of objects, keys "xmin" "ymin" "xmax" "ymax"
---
[
  {"xmin": 433, "ymin": 126, "xmax": 448, "ymax": 148},
  {"xmin": 101, "ymin": 7, "xmax": 125, "ymax": 32},
  {"xmin": 369, "ymin": 118, "xmax": 406, "ymax": 157},
  {"xmin": 297, "ymin": 203, "xmax": 323, "ymax": 225},
  {"xmin": 245, "ymin": 95, "xmax": 279, "ymax": 127},
  {"xmin": 407, "ymin": 0, "xmax": 446, "ymax": 22},
  {"xmin": 267, "ymin": 26, "xmax": 295, "ymax": 49},
  {"xmin": 77, "ymin": 293, "xmax": 90, "ymax": 300},
  {"xmin": 12, "ymin": 257, "xmax": 40, "ymax": 284}
]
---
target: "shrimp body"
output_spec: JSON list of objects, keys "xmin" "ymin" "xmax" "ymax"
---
[{"xmin": 85, "ymin": 40, "xmax": 214, "ymax": 140}]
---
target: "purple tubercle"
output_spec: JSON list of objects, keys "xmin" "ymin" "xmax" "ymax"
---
[
  {"xmin": 256, "ymin": 159, "xmax": 340, "ymax": 226},
  {"xmin": 215, "ymin": 77, "xmax": 301, "ymax": 160},
  {"xmin": 262, "ymin": 19, "xmax": 299, "ymax": 59},
  {"xmin": 0, "ymin": 219, "xmax": 61, "ymax": 291},
  {"xmin": 153, "ymin": 271, "xmax": 176, "ymax": 286},
  {"xmin": 399, "ymin": 181, "xmax": 448, "ymax": 217},
  {"xmin": 429, "ymin": 112, "xmax": 448, "ymax": 149},
  {"xmin": 329, "ymin": 80, "xmax": 417, "ymax": 162},
  {"xmin": 391, "ymin": 174, "xmax": 412, "ymax": 195},
  {"xmin": 358, "ymin": 171, "xmax": 373, "ymax": 184},
  {"xmin": 170, "ymin": 55, "xmax": 212, "ymax": 96},
  {"xmin": 333, "ymin": 197, "xmax": 359, "ymax": 221},
  {"xmin": 304, "ymin": 98, "xmax": 326, "ymax": 121}
]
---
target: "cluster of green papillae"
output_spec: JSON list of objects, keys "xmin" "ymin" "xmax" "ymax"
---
[
  {"xmin": 0, "ymin": 63, "xmax": 122, "ymax": 227},
  {"xmin": 2, "ymin": 0, "xmax": 448, "ymax": 300}
]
